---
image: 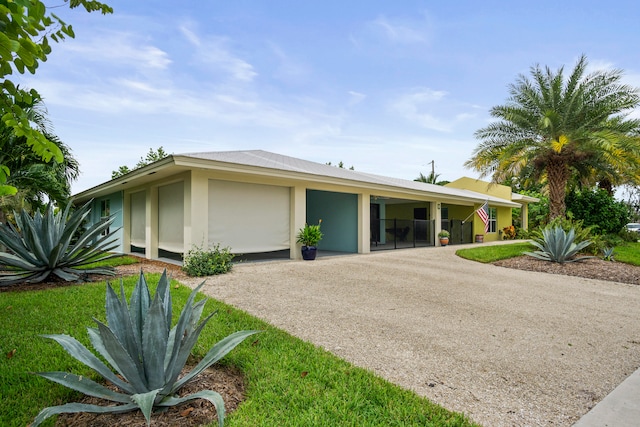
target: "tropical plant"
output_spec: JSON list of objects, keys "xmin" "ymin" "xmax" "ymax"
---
[
  {"xmin": 602, "ymin": 247, "xmax": 616, "ymax": 261},
  {"xmin": 296, "ymin": 219, "xmax": 323, "ymax": 247},
  {"xmin": 0, "ymin": 200, "xmax": 116, "ymax": 285},
  {"xmin": 437, "ymin": 229, "xmax": 450, "ymax": 238},
  {"xmin": 415, "ymin": 171, "xmax": 440, "ymax": 184},
  {"xmin": 182, "ymin": 243, "xmax": 235, "ymax": 277},
  {"xmin": 502, "ymin": 225, "xmax": 516, "ymax": 240},
  {"xmin": 524, "ymin": 225, "xmax": 593, "ymax": 263},
  {"xmin": 0, "ymin": 0, "xmax": 112, "ymax": 197},
  {"xmin": 0, "ymin": 99, "xmax": 80, "ymax": 224},
  {"xmin": 32, "ymin": 270, "xmax": 261, "ymax": 427},
  {"xmin": 466, "ymin": 55, "xmax": 640, "ymax": 219}
]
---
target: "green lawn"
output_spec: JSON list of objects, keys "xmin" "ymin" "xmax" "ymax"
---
[
  {"xmin": 455, "ymin": 241, "xmax": 534, "ymax": 263},
  {"xmin": 0, "ymin": 274, "xmax": 478, "ymax": 427},
  {"xmin": 80, "ymin": 254, "xmax": 141, "ymax": 269},
  {"xmin": 612, "ymin": 242, "xmax": 640, "ymax": 266},
  {"xmin": 455, "ymin": 240, "xmax": 640, "ymax": 265}
]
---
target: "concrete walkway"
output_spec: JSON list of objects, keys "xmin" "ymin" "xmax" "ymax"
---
[
  {"xmin": 572, "ymin": 367, "xmax": 640, "ymax": 426},
  {"xmin": 182, "ymin": 242, "xmax": 640, "ymax": 426}
]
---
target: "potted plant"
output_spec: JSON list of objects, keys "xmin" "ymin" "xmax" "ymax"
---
[
  {"xmin": 438, "ymin": 229, "xmax": 450, "ymax": 246},
  {"xmin": 296, "ymin": 219, "xmax": 323, "ymax": 260}
]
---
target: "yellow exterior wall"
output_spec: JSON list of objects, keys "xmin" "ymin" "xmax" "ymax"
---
[
  {"xmin": 445, "ymin": 177, "xmax": 517, "ymax": 242},
  {"xmin": 385, "ymin": 202, "xmax": 431, "ymax": 219},
  {"xmin": 446, "ymin": 177, "xmax": 512, "ymax": 200}
]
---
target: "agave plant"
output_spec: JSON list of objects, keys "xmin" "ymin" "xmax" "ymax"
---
[
  {"xmin": 32, "ymin": 270, "xmax": 260, "ymax": 427},
  {"xmin": 0, "ymin": 200, "xmax": 117, "ymax": 285},
  {"xmin": 602, "ymin": 247, "xmax": 616, "ymax": 261},
  {"xmin": 524, "ymin": 225, "xmax": 593, "ymax": 263}
]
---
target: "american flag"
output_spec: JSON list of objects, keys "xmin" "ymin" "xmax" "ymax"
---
[{"xmin": 476, "ymin": 201, "xmax": 489, "ymax": 233}]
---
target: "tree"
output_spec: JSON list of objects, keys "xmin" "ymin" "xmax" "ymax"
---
[
  {"xmin": 414, "ymin": 171, "xmax": 448, "ymax": 185},
  {"xmin": 466, "ymin": 55, "xmax": 640, "ymax": 219},
  {"xmin": 0, "ymin": 99, "xmax": 79, "ymax": 224},
  {"xmin": 112, "ymin": 146, "xmax": 170, "ymax": 179},
  {"xmin": 0, "ymin": 0, "xmax": 112, "ymax": 196},
  {"xmin": 326, "ymin": 161, "xmax": 354, "ymax": 170}
]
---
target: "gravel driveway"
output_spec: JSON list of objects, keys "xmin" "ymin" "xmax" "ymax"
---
[{"xmin": 180, "ymin": 243, "xmax": 640, "ymax": 427}]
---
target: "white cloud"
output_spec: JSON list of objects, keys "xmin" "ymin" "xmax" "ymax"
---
[
  {"xmin": 348, "ymin": 91, "xmax": 366, "ymax": 106},
  {"xmin": 267, "ymin": 42, "xmax": 311, "ymax": 84},
  {"xmin": 197, "ymin": 37, "xmax": 257, "ymax": 82},
  {"xmin": 178, "ymin": 21, "xmax": 257, "ymax": 82},
  {"xmin": 64, "ymin": 31, "xmax": 172, "ymax": 71},
  {"xmin": 389, "ymin": 88, "xmax": 481, "ymax": 133},
  {"xmin": 352, "ymin": 13, "xmax": 433, "ymax": 50},
  {"xmin": 370, "ymin": 15, "xmax": 429, "ymax": 44},
  {"xmin": 390, "ymin": 88, "xmax": 452, "ymax": 132}
]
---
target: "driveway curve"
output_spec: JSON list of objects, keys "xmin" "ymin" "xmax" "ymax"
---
[{"xmin": 181, "ymin": 243, "xmax": 640, "ymax": 427}]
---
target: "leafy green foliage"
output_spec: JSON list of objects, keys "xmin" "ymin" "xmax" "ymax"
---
[
  {"xmin": 0, "ymin": 99, "xmax": 80, "ymax": 219},
  {"xmin": 182, "ymin": 243, "xmax": 235, "ymax": 277},
  {"xmin": 467, "ymin": 55, "xmax": 640, "ymax": 219},
  {"xmin": 32, "ymin": 270, "xmax": 260, "ymax": 427},
  {"xmin": 511, "ymin": 189, "xmax": 549, "ymax": 230},
  {"xmin": 524, "ymin": 226, "xmax": 593, "ymax": 263},
  {"xmin": 0, "ymin": 200, "xmax": 116, "ymax": 285},
  {"xmin": 296, "ymin": 219, "xmax": 323, "ymax": 247},
  {"xmin": 0, "ymin": 0, "xmax": 112, "ymax": 195},
  {"xmin": 566, "ymin": 189, "xmax": 631, "ymax": 234},
  {"xmin": 111, "ymin": 146, "xmax": 170, "ymax": 179}
]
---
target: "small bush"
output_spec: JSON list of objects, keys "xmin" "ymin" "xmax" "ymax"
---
[
  {"xmin": 182, "ymin": 244, "xmax": 235, "ymax": 276},
  {"xmin": 515, "ymin": 227, "xmax": 530, "ymax": 239},
  {"xmin": 502, "ymin": 225, "xmax": 516, "ymax": 240}
]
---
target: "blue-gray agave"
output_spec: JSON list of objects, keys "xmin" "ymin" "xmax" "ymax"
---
[
  {"xmin": 32, "ymin": 270, "xmax": 260, "ymax": 426},
  {"xmin": 524, "ymin": 225, "xmax": 593, "ymax": 263},
  {"xmin": 0, "ymin": 200, "xmax": 117, "ymax": 285}
]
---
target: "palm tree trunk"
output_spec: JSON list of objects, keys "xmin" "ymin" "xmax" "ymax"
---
[{"xmin": 547, "ymin": 158, "xmax": 570, "ymax": 219}]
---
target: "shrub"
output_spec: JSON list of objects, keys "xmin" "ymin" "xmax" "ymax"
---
[
  {"xmin": 566, "ymin": 189, "xmax": 631, "ymax": 235},
  {"xmin": 515, "ymin": 227, "xmax": 530, "ymax": 239},
  {"xmin": 32, "ymin": 270, "xmax": 260, "ymax": 427},
  {"xmin": 182, "ymin": 244, "xmax": 235, "ymax": 277},
  {"xmin": 524, "ymin": 225, "xmax": 594, "ymax": 263},
  {"xmin": 0, "ymin": 200, "xmax": 117, "ymax": 286},
  {"xmin": 502, "ymin": 225, "xmax": 516, "ymax": 240}
]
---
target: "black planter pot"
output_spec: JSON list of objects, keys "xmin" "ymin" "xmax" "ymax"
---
[{"xmin": 301, "ymin": 246, "xmax": 317, "ymax": 260}]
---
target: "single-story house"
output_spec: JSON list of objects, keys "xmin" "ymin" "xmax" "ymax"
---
[{"xmin": 73, "ymin": 150, "xmax": 537, "ymax": 261}]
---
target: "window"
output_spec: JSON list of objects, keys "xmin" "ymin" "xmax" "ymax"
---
[
  {"xmin": 488, "ymin": 207, "xmax": 497, "ymax": 233},
  {"xmin": 100, "ymin": 200, "xmax": 110, "ymax": 236},
  {"xmin": 441, "ymin": 207, "xmax": 449, "ymax": 232}
]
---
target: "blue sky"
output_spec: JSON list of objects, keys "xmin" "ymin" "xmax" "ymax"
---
[{"xmin": 16, "ymin": 0, "xmax": 640, "ymax": 193}]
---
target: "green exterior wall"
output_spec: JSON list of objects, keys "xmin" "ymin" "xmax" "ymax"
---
[
  {"xmin": 307, "ymin": 190, "xmax": 358, "ymax": 253},
  {"xmin": 91, "ymin": 191, "xmax": 124, "ymax": 253}
]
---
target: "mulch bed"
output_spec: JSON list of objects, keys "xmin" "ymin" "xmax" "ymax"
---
[
  {"xmin": 55, "ymin": 364, "xmax": 245, "ymax": 427},
  {"xmin": 493, "ymin": 255, "xmax": 640, "ymax": 286}
]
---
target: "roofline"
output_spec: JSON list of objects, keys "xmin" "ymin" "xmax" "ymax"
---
[
  {"xmin": 73, "ymin": 156, "xmax": 176, "ymax": 202},
  {"xmin": 73, "ymin": 152, "xmax": 520, "ymax": 207}
]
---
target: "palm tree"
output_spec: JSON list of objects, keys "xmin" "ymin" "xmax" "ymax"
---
[
  {"xmin": 415, "ymin": 171, "xmax": 440, "ymax": 183},
  {"xmin": 0, "ymin": 99, "xmax": 79, "ymax": 223},
  {"xmin": 466, "ymin": 55, "xmax": 640, "ymax": 219}
]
